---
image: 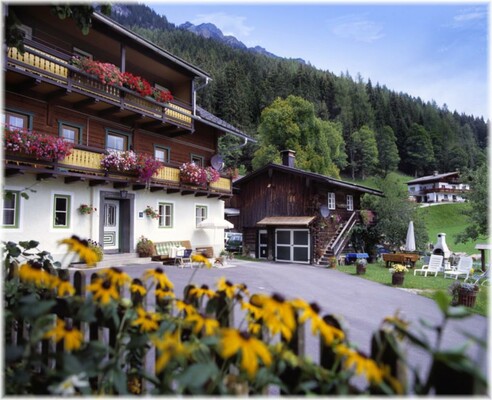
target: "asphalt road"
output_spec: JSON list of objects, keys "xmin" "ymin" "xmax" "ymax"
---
[{"xmin": 74, "ymin": 258, "xmax": 489, "ymax": 391}]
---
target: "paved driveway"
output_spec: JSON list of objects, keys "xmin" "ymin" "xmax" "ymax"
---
[{"xmin": 84, "ymin": 258, "xmax": 489, "ymax": 389}]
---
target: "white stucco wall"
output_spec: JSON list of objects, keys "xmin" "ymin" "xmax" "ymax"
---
[{"xmin": 2, "ymin": 176, "xmax": 227, "ymax": 263}]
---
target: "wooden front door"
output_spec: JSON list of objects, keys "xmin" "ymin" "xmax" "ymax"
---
[{"xmin": 258, "ymin": 229, "xmax": 268, "ymax": 259}]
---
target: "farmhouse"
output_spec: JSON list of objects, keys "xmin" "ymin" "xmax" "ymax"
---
[
  {"xmin": 3, "ymin": 5, "xmax": 253, "ymax": 261},
  {"xmin": 406, "ymin": 171, "xmax": 470, "ymax": 203},
  {"xmin": 228, "ymin": 150, "xmax": 383, "ymax": 265}
]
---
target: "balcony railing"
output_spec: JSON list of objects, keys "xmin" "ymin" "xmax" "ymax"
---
[
  {"xmin": 5, "ymin": 148, "xmax": 231, "ymax": 195},
  {"xmin": 6, "ymin": 40, "xmax": 193, "ymax": 130},
  {"xmin": 423, "ymin": 188, "xmax": 469, "ymax": 194}
]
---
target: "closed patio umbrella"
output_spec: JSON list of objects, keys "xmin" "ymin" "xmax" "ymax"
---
[
  {"xmin": 405, "ymin": 221, "xmax": 416, "ymax": 252},
  {"xmin": 197, "ymin": 218, "xmax": 234, "ymax": 256}
]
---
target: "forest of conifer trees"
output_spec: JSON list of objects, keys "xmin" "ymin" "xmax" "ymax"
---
[{"xmin": 111, "ymin": 4, "xmax": 488, "ymax": 179}]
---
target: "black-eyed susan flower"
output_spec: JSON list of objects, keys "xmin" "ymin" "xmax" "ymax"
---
[
  {"xmin": 188, "ymin": 284, "xmax": 216, "ymax": 299},
  {"xmin": 334, "ymin": 344, "xmax": 384, "ymax": 385},
  {"xmin": 59, "ymin": 236, "xmax": 99, "ymax": 266},
  {"xmin": 87, "ymin": 277, "xmax": 119, "ymax": 305},
  {"xmin": 44, "ymin": 318, "xmax": 84, "ymax": 352},
  {"xmin": 216, "ymin": 277, "xmax": 236, "ymax": 298},
  {"xmin": 53, "ymin": 277, "xmax": 76, "ymax": 297},
  {"xmin": 251, "ymin": 293, "xmax": 296, "ymax": 341},
  {"xmin": 185, "ymin": 313, "xmax": 219, "ymax": 336},
  {"xmin": 291, "ymin": 299, "xmax": 345, "ymax": 344},
  {"xmin": 218, "ymin": 328, "xmax": 272, "ymax": 379},
  {"xmin": 175, "ymin": 299, "xmax": 197, "ymax": 316},
  {"xmin": 19, "ymin": 261, "xmax": 52, "ymax": 287},
  {"xmin": 151, "ymin": 330, "xmax": 189, "ymax": 373},
  {"xmin": 191, "ymin": 253, "xmax": 212, "ymax": 268},
  {"xmin": 102, "ymin": 267, "xmax": 131, "ymax": 287},
  {"xmin": 131, "ymin": 307, "xmax": 161, "ymax": 333},
  {"xmin": 130, "ymin": 279, "xmax": 147, "ymax": 296},
  {"xmin": 156, "ymin": 287, "xmax": 175, "ymax": 300},
  {"xmin": 143, "ymin": 267, "xmax": 174, "ymax": 290}
]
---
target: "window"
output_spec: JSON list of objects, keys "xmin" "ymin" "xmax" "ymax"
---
[
  {"xmin": 195, "ymin": 205, "xmax": 207, "ymax": 227},
  {"xmin": 191, "ymin": 154, "xmax": 204, "ymax": 167},
  {"xmin": 106, "ymin": 130, "xmax": 130, "ymax": 151},
  {"xmin": 328, "ymin": 192, "xmax": 336, "ymax": 210},
  {"xmin": 3, "ymin": 110, "xmax": 31, "ymax": 129},
  {"xmin": 3, "ymin": 191, "xmax": 20, "ymax": 228},
  {"xmin": 159, "ymin": 202, "xmax": 173, "ymax": 228},
  {"xmin": 347, "ymin": 195, "xmax": 354, "ymax": 211},
  {"xmin": 59, "ymin": 122, "xmax": 82, "ymax": 144},
  {"xmin": 154, "ymin": 146, "xmax": 170, "ymax": 163},
  {"xmin": 53, "ymin": 195, "xmax": 71, "ymax": 228}
]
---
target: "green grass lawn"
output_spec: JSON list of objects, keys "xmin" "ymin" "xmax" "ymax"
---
[{"xmin": 336, "ymin": 261, "xmax": 488, "ymax": 316}]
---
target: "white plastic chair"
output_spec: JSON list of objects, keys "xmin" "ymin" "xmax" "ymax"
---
[
  {"xmin": 414, "ymin": 255, "xmax": 443, "ymax": 277},
  {"xmin": 444, "ymin": 256, "xmax": 473, "ymax": 280},
  {"xmin": 465, "ymin": 268, "xmax": 490, "ymax": 285}
]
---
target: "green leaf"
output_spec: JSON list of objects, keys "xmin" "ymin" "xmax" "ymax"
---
[
  {"xmin": 18, "ymin": 296, "xmax": 55, "ymax": 318},
  {"xmin": 20, "ymin": 192, "xmax": 29, "ymax": 199},
  {"xmin": 445, "ymin": 306, "xmax": 472, "ymax": 319},
  {"xmin": 111, "ymin": 368, "xmax": 128, "ymax": 394},
  {"xmin": 176, "ymin": 363, "xmax": 219, "ymax": 390},
  {"xmin": 433, "ymin": 290, "xmax": 450, "ymax": 314}
]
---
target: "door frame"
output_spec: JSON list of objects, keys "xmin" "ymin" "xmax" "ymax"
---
[
  {"xmin": 258, "ymin": 229, "xmax": 268, "ymax": 259},
  {"xmin": 99, "ymin": 190, "xmax": 135, "ymax": 254}
]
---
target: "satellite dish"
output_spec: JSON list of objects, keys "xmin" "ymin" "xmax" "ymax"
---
[
  {"xmin": 320, "ymin": 205, "xmax": 330, "ymax": 218},
  {"xmin": 211, "ymin": 154, "xmax": 224, "ymax": 171}
]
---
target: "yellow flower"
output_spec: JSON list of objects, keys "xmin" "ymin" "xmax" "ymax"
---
[
  {"xmin": 143, "ymin": 268, "xmax": 174, "ymax": 290},
  {"xmin": 132, "ymin": 307, "xmax": 161, "ymax": 333},
  {"xmin": 130, "ymin": 279, "xmax": 147, "ymax": 296},
  {"xmin": 175, "ymin": 299, "xmax": 197, "ymax": 316},
  {"xmin": 251, "ymin": 293, "xmax": 296, "ymax": 341},
  {"xmin": 44, "ymin": 318, "xmax": 83, "ymax": 352},
  {"xmin": 102, "ymin": 267, "xmax": 131, "ymax": 287},
  {"xmin": 188, "ymin": 284, "xmax": 216, "ymax": 299},
  {"xmin": 241, "ymin": 300, "xmax": 263, "ymax": 320},
  {"xmin": 156, "ymin": 287, "xmax": 175, "ymax": 300},
  {"xmin": 19, "ymin": 262, "xmax": 52, "ymax": 287},
  {"xmin": 191, "ymin": 253, "xmax": 212, "ymax": 268},
  {"xmin": 185, "ymin": 313, "xmax": 219, "ymax": 336},
  {"xmin": 55, "ymin": 277, "xmax": 76, "ymax": 297},
  {"xmin": 218, "ymin": 328, "xmax": 272, "ymax": 379},
  {"xmin": 59, "ymin": 236, "xmax": 99, "ymax": 266},
  {"xmin": 216, "ymin": 277, "xmax": 236, "ymax": 298},
  {"xmin": 291, "ymin": 299, "xmax": 345, "ymax": 344},
  {"xmin": 151, "ymin": 330, "xmax": 189, "ymax": 373},
  {"xmin": 87, "ymin": 277, "xmax": 120, "ymax": 304},
  {"xmin": 334, "ymin": 344, "xmax": 383, "ymax": 385}
]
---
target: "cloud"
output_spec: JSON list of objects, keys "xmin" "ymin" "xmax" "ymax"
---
[
  {"xmin": 329, "ymin": 14, "xmax": 384, "ymax": 43},
  {"xmin": 191, "ymin": 12, "xmax": 254, "ymax": 37},
  {"xmin": 449, "ymin": 7, "xmax": 487, "ymax": 28}
]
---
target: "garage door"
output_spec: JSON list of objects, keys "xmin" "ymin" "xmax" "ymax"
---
[{"xmin": 275, "ymin": 229, "xmax": 310, "ymax": 264}]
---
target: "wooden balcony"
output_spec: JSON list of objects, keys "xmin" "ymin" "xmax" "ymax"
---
[
  {"xmin": 6, "ymin": 40, "xmax": 194, "ymax": 135},
  {"xmin": 423, "ymin": 187, "xmax": 469, "ymax": 194},
  {"xmin": 4, "ymin": 148, "xmax": 232, "ymax": 197}
]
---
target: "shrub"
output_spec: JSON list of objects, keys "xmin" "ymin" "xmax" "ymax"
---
[{"xmin": 136, "ymin": 236, "xmax": 154, "ymax": 257}]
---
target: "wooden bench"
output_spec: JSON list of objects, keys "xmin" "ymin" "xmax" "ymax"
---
[{"xmin": 151, "ymin": 240, "xmax": 192, "ymax": 263}]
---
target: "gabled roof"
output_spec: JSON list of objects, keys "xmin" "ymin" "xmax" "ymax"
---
[
  {"xmin": 406, "ymin": 171, "xmax": 460, "ymax": 185},
  {"xmin": 234, "ymin": 163, "xmax": 384, "ymax": 196},
  {"xmin": 196, "ymin": 107, "xmax": 256, "ymax": 142}
]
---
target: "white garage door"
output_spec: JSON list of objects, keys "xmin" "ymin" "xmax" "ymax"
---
[{"xmin": 275, "ymin": 229, "xmax": 310, "ymax": 264}]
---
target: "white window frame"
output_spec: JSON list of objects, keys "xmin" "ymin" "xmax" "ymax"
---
[
  {"xmin": 2, "ymin": 190, "xmax": 20, "ymax": 228},
  {"xmin": 159, "ymin": 202, "xmax": 173, "ymax": 228},
  {"xmin": 328, "ymin": 192, "xmax": 336, "ymax": 210},
  {"xmin": 154, "ymin": 145, "xmax": 170, "ymax": 163},
  {"xmin": 347, "ymin": 195, "xmax": 354, "ymax": 211},
  {"xmin": 53, "ymin": 194, "xmax": 71, "ymax": 228},
  {"xmin": 195, "ymin": 205, "xmax": 208, "ymax": 227}
]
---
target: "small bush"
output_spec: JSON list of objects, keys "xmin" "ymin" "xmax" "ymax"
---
[{"xmin": 136, "ymin": 236, "xmax": 154, "ymax": 257}]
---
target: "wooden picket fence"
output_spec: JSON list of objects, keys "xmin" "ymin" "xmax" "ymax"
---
[{"xmin": 5, "ymin": 264, "xmax": 404, "ymax": 394}]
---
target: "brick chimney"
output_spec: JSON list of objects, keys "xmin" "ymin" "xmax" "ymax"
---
[{"xmin": 281, "ymin": 149, "xmax": 296, "ymax": 168}]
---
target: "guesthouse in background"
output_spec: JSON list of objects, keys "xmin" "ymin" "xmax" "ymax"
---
[{"xmin": 407, "ymin": 171, "xmax": 470, "ymax": 203}]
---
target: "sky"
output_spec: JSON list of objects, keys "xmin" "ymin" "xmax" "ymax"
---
[{"xmin": 147, "ymin": 1, "xmax": 489, "ymax": 120}]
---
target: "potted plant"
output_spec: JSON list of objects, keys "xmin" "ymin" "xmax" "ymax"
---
[
  {"xmin": 136, "ymin": 236, "xmax": 154, "ymax": 258},
  {"xmin": 356, "ymin": 259, "xmax": 367, "ymax": 275},
  {"xmin": 78, "ymin": 204, "xmax": 96, "ymax": 215},
  {"xmin": 389, "ymin": 264, "xmax": 408, "ymax": 286},
  {"xmin": 144, "ymin": 206, "xmax": 159, "ymax": 220},
  {"xmin": 88, "ymin": 239, "xmax": 103, "ymax": 262},
  {"xmin": 328, "ymin": 256, "xmax": 338, "ymax": 269},
  {"xmin": 448, "ymin": 281, "xmax": 479, "ymax": 307}
]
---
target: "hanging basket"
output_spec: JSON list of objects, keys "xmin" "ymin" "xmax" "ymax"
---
[
  {"xmin": 458, "ymin": 289, "xmax": 478, "ymax": 307},
  {"xmin": 392, "ymin": 272, "xmax": 405, "ymax": 286}
]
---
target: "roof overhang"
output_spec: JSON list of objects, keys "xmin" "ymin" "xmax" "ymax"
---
[{"xmin": 257, "ymin": 216, "xmax": 316, "ymax": 227}]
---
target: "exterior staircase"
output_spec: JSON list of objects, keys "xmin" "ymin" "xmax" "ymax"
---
[
  {"xmin": 70, "ymin": 253, "xmax": 158, "ymax": 270},
  {"xmin": 318, "ymin": 211, "xmax": 359, "ymax": 266}
]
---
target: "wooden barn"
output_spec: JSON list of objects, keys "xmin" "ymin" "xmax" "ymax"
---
[{"xmin": 230, "ymin": 150, "xmax": 383, "ymax": 265}]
